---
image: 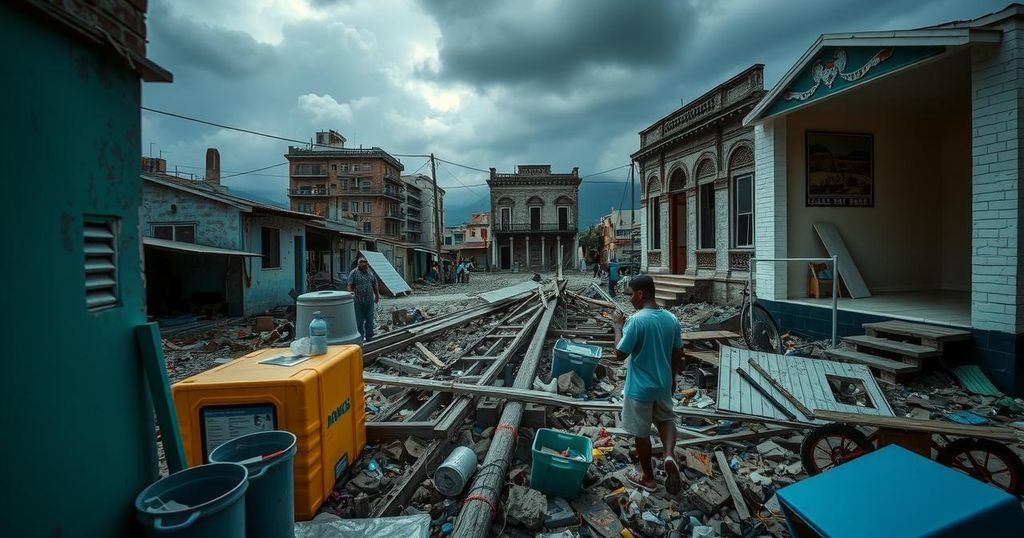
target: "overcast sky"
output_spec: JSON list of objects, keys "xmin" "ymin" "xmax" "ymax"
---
[{"xmin": 142, "ymin": 0, "xmax": 1007, "ymax": 225}]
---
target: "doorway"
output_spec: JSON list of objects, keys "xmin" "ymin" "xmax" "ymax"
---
[
  {"xmin": 530, "ymin": 207, "xmax": 541, "ymax": 230},
  {"xmin": 558, "ymin": 207, "xmax": 568, "ymax": 230},
  {"xmin": 671, "ymin": 193, "xmax": 687, "ymax": 273},
  {"xmin": 499, "ymin": 246, "xmax": 511, "ymax": 270}
]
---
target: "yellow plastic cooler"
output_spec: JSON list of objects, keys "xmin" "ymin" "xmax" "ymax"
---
[{"xmin": 172, "ymin": 345, "xmax": 366, "ymax": 520}]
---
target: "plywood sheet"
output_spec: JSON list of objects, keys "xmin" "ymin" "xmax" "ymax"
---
[
  {"xmin": 358, "ymin": 250, "xmax": 412, "ymax": 296},
  {"xmin": 813, "ymin": 222, "xmax": 871, "ymax": 298},
  {"xmin": 716, "ymin": 346, "xmax": 893, "ymax": 424}
]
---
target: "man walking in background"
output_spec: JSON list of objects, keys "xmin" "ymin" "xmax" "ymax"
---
[
  {"xmin": 347, "ymin": 256, "xmax": 380, "ymax": 342},
  {"xmin": 612, "ymin": 275, "xmax": 685, "ymax": 494}
]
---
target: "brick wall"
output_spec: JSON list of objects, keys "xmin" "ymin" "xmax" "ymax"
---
[
  {"xmin": 753, "ymin": 118, "xmax": 788, "ymax": 300},
  {"xmin": 30, "ymin": 0, "xmax": 148, "ymax": 57}
]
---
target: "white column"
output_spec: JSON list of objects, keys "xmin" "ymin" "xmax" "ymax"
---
[
  {"xmin": 571, "ymin": 235, "xmax": 578, "ymax": 269},
  {"xmin": 491, "ymin": 239, "xmax": 498, "ymax": 267},
  {"xmin": 753, "ymin": 117, "xmax": 788, "ymax": 301},
  {"xmin": 557, "ymin": 236, "xmax": 564, "ymax": 279},
  {"xmin": 541, "ymin": 236, "xmax": 546, "ymax": 269},
  {"xmin": 525, "ymin": 236, "xmax": 531, "ymax": 270},
  {"xmin": 509, "ymin": 236, "xmax": 514, "ymax": 270}
]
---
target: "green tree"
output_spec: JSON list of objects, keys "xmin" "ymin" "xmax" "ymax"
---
[{"xmin": 578, "ymin": 224, "xmax": 601, "ymax": 258}]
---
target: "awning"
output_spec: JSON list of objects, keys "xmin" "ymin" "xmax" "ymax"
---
[
  {"xmin": 412, "ymin": 247, "xmax": 438, "ymax": 255},
  {"xmin": 143, "ymin": 237, "xmax": 262, "ymax": 257}
]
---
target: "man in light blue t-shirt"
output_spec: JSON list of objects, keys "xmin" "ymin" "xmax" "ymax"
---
[{"xmin": 612, "ymin": 275, "xmax": 685, "ymax": 494}]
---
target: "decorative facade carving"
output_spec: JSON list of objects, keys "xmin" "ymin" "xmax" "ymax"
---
[
  {"xmin": 729, "ymin": 250, "xmax": 753, "ymax": 272},
  {"xmin": 647, "ymin": 250, "xmax": 662, "ymax": 267},
  {"xmin": 696, "ymin": 250, "xmax": 716, "ymax": 269}
]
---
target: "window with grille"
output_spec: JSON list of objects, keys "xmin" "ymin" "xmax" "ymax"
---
[
  {"xmin": 699, "ymin": 184, "xmax": 715, "ymax": 249},
  {"xmin": 363, "ymin": 201, "xmax": 372, "ymax": 213},
  {"xmin": 84, "ymin": 217, "xmax": 119, "ymax": 310},
  {"xmin": 733, "ymin": 173, "xmax": 754, "ymax": 248},
  {"xmin": 261, "ymin": 227, "xmax": 281, "ymax": 269},
  {"xmin": 152, "ymin": 224, "xmax": 195, "ymax": 243},
  {"xmin": 363, "ymin": 222, "xmax": 372, "ymax": 233}
]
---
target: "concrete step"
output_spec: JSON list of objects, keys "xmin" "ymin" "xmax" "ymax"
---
[
  {"xmin": 653, "ymin": 274, "xmax": 698, "ymax": 285},
  {"xmin": 655, "ymin": 291, "xmax": 681, "ymax": 307},
  {"xmin": 657, "ymin": 282, "xmax": 694, "ymax": 294},
  {"xmin": 824, "ymin": 349, "xmax": 920, "ymax": 373},
  {"xmin": 842, "ymin": 335, "xmax": 940, "ymax": 359}
]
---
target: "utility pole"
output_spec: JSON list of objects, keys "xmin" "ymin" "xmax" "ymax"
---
[
  {"xmin": 430, "ymin": 153, "xmax": 443, "ymax": 281},
  {"xmin": 630, "ymin": 162, "xmax": 636, "ymax": 264}
]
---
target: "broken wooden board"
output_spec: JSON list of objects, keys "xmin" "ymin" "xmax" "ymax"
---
[
  {"xmin": 717, "ymin": 346, "xmax": 894, "ymax": 425},
  {"xmin": 813, "ymin": 409, "xmax": 1022, "ymax": 442},
  {"xmin": 715, "ymin": 450, "xmax": 751, "ymax": 521},
  {"xmin": 477, "ymin": 280, "xmax": 540, "ymax": 303},
  {"xmin": 685, "ymin": 449, "xmax": 715, "ymax": 477},
  {"xmin": 571, "ymin": 493, "xmax": 623, "ymax": 538},
  {"xmin": 813, "ymin": 222, "xmax": 870, "ymax": 298},
  {"xmin": 358, "ymin": 250, "xmax": 412, "ymax": 296},
  {"xmin": 414, "ymin": 342, "xmax": 446, "ymax": 368},
  {"xmin": 681, "ymin": 330, "xmax": 740, "ymax": 342}
]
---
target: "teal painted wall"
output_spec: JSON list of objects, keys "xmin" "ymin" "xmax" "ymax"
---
[
  {"xmin": 245, "ymin": 214, "xmax": 306, "ymax": 315},
  {"xmin": 0, "ymin": 6, "xmax": 156, "ymax": 536}
]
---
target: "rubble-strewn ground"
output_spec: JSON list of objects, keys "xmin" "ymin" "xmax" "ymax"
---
[{"xmin": 160, "ymin": 272, "xmax": 1024, "ymax": 538}]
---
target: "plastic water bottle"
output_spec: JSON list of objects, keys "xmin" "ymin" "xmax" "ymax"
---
[{"xmin": 309, "ymin": 311, "xmax": 328, "ymax": 356}]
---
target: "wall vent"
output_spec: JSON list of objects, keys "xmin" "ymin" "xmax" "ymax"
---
[{"xmin": 83, "ymin": 217, "xmax": 119, "ymax": 310}]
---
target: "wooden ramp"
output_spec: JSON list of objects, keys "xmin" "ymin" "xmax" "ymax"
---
[
  {"xmin": 813, "ymin": 222, "xmax": 870, "ymax": 298},
  {"xmin": 716, "ymin": 346, "xmax": 894, "ymax": 425}
]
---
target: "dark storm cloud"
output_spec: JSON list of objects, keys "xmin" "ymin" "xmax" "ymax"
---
[
  {"xmin": 416, "ymin": 0, "xmax": 697, "ymax": 88},
  {"xmin": 148, "ymin": 2, "xmax": 278, "ymax": 78}
]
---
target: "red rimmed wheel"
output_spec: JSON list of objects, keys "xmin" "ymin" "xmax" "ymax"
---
[
  {"xmin": 800, "ymin": 424, "xmax": 874, "ymax": 475},
  {"xmin": 937, "ymin": 438, "xmax": 1024, "ymax": 495}
]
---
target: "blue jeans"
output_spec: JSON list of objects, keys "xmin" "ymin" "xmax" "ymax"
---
[{"xmin": 354, "ymin": 300, "xmax": 375, "ymax": 342}]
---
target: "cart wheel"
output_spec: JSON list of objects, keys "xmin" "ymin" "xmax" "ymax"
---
[
  {"xmin": 800, "ymin": 424, "xmax": 874, "ymax": 475},
  {"xmin": 936, "ymin": 438, "xmax": 1024, "ymax": 495}
]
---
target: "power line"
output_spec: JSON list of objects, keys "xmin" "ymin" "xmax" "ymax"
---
[
  {"xmin": 581, "ymin": 163, "xmax": 632, "ymax": 178},
  {"xmin": 435, "ymin": 157, "xmax": 490, "ymax": 174},
  {"xmin": 220, "ymin": 162, "xmax": 288, "ymax": 180}
]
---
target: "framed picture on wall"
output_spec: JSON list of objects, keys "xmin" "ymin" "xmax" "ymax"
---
[{"xmin": 805, "ymin": 131, "xmax": 874, "ymax": 207}]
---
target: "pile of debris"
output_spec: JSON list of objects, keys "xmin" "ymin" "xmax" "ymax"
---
[
  {"xmin": 670, "ymin": 303, "xmax": 741, "ymax": 333},
  {"xmin": 162, "ymin": 314, "xmax": 294, "ymax": 383}
]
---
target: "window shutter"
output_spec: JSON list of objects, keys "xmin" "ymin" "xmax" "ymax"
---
[{"xmin": 84, "ymin": 218, "xmax": 118, "ymax": 310}]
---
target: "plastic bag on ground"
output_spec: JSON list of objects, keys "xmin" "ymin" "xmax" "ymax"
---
[{"xmin": 293, "ymin": 513, "xmax": 430, "ymax": 538}]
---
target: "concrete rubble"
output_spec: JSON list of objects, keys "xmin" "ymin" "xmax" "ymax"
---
[{"xmin": 164, "ymin": 273, "xmax": 1024, "ymax": 537}]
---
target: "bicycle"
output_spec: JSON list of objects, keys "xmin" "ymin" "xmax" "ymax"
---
[{"xmin": 739, "ymin": 280, "xmax": 782, "ymax": 354}]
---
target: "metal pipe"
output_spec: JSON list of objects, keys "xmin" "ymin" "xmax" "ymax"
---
[
  {"xmin": 831, "ymin": 254, "xmax": 839, "ymax": 347},
  {"xmin": 452, "ymin": 288, "xmax": 560, "ymax": 538}
]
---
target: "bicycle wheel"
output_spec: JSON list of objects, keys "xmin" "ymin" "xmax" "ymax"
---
[{"xmin": 740, "ymin": 303, "xmax": 782, "ymax": 353}]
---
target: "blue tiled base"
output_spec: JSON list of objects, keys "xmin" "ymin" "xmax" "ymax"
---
[{"xmin": 758, "ymin": 299, "xmax": 1024, "ymax": 396}]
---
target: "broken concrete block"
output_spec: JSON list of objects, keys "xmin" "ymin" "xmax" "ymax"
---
[
  {"xmin": 599, "ymin": 413, "xmax": 616, "ymax": 427},
  {"xmin": 506, "ymin": 485, "xmax": 546, "ymax": 530},
  {"xmin": 353, "ymin": 493, "xmax": 372, "ymax": 518},
  {"xmin": 748, "ymin": 471, "xmax": 772, "ymax": 487},
  {"xmin": 403, "ymin": 437, "xmax": 427, "ymax": 460},
  {"xmin": 412, "ymin": 485, "xmax": 441, "ymax": 505},
  {"xmin": 684, "ymin": 449, "xmax": 715, "ymax": 477},
  {"xmin": 349, "ymin": 472, "xmax": 383, "ymax": 494},
  {"xmin": 755, "ymin": 440, "xmax": 789, "ymax": 462},
  {"xmin": 741, "ymin": 482, "xmax": 767, "ymax": 505},
  {"xmin": 476, "ymin": 398, "xmax": 501, "ymax": 427},
  {"xmin": 557, "ymin": 371, "xmax": 585, "ymax": 396},
  {"xmin": 522, "ymin": 402, "xmax": 547, "ymax": 429},
  {"xmin": 686, "ymin": 477, "xmax": 730, "ymax": 514},
  {"xmin": 774, "ymin": 434, "xmax": 804, "ymax": 453},
  {"xmin": 784, "ymin": 461, "xmax": 803, "ymax": 475}
]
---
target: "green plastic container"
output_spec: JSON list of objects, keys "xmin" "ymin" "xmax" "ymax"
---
[
  {"xmin": 209, "ymin": 430, "xmax": 297, "ymax": 538},
  {"xmin": 530, "ymin": 429, "xmax": 593, "ymax": 499},
  {"xmin": 551, "ymin": 339, "xmax": 602, "ymax": 387},
  {"xmin": 134, "ymin": 462, "xmax": 248, "ymax": 538}
]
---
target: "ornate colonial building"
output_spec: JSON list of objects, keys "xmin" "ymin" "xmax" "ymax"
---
[
  {"xmin": 488, "ymin": 165, "xmax": 580, "ymax": 272},
  {"xmin": 632, "ymin": 65, "xmax": 766, "ymax": 304}
]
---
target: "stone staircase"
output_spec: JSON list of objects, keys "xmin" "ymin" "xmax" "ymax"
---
[
  {"xmin": 824, "ymin": 320, "xmax": 971, "ymax": 383},
  {"xmin": 652, "ymin": 274, "xmax": 697, "ymax": 307}
]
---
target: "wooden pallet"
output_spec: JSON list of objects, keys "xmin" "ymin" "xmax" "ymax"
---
[
  {"xmin": 863, "ymin": 320, "xmax": 971, "ymax": 352},
  {"xmin": 824, "ymin": 348, "xmax": 919, "ymax": 384}
]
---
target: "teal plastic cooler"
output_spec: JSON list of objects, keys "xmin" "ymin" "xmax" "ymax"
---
[
  {"xmin": 530, "ymin": 429, "xmax": 593, "ymax": 499},
  {"xmin": 551, "ymin": 339, "xmax": 602, "ymax": 387}
]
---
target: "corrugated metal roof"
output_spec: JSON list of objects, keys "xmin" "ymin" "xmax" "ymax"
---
[
  {"xmin": 358, "ymin": 250, "xmax": 412, "ymax": 296},
  {"xmin": 143, "ymin": 237, "xmax": 262, "ymax": 257}
]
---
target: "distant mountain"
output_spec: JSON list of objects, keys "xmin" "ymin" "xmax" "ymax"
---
[{"xmin": 445, "ymin": 181, "xmax": 641, "ymax": 229}]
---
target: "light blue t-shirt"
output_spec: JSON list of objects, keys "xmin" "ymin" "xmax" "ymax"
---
[{"xmin": 616, "ymin": 308, "xmax": 683, "ymax": 401}]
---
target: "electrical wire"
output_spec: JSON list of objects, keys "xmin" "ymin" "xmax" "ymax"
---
[{"xmin": 220, "ymin": 162, "xmax": 288, "ymax": 180}]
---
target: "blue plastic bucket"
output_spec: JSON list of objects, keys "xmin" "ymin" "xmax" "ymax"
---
[
  {"xmin": 551, "ymin": 339, "xmax": 603, "ymax": 387},
  {"xmin": 209, "ymin": 430, "xmax": 297, "ymax": 538},
  {"xmin": 135, "ymin": 462, "xmax": 248, "ymax": 537}
]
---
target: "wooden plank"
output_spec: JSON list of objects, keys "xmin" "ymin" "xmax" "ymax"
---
[
  {"xmin": 137, "ymin": 323, "xmax": 187, "ymax": 473},
  {"xmin": 681, "ymin": 330, "xmax": 740, "ymax": 342},
  {"xmin": 824, "ymin": 349, "xmax": 919, "ymax": 373},
  {"xmin": 715, "ymin": 450, "xmax": 752, "ymax": 521},
  {"xmin": 748, "ymin": 358, "xmax": 815, "ymax": 420},
  {"xmin": 372, "ymin": 440, "xmax": 447, "ymax": 517},
  {"xmin": 813, "ymin": 222, "xmax": 871, "ymax": 298},
  {"xmin": 478, "ymin": 280, "xmax": 540, "ymax": 303},
  {"xmin": 813, "ymin": 410, "xmax": 1021, "ymax": 442},
  {"xmin": 675, "ymin": 427, "xmax": 797, "ymax": 448},
  {"xmin": 414, "ymin": 342, "xmax": 447, "ymax": 368},
  {"xmin": 378, "ymin": 357, "xmax": 434, "ymax": 376},
  {"xmin": 843, "ymin": 335, "xmax": 940, "ymax": 358},
  {"xmin": 688, "ymin": 350, "xmax": 720, "ymax": 367},
  {"xmin": 862, "ymin": 320, "xmax": 971, "ymax": 342},
  {"xmin": 737, "ymin": 368, "xmax": 797, "ymax": 421}
]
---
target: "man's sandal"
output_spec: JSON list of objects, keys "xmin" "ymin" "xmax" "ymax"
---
[
  {"xmin": 625, "ymin": 467, "xmax": 657, "ymax": 493},
  {"xmin": 664, "ymin": 457, "xmax": 682, "ymax": 495}
]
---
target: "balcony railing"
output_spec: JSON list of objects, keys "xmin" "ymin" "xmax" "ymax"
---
[
  {"xmin": 343, "ymin": 187, "xmax": 404, "ymax": 200},
  {"xmin": 384, "ymin": 210, "xmax": 405, "ymax": 221},
  {"xmin": 288, "ymin": 188, "xmax": 329, "ymax": 196},
  {"xmin": 493, "ymin": 223, "xmax": 577, "ymax": 233},
  {"xmin": 406, "ymin": 196, "xmax": 422, "ymax": 208}
]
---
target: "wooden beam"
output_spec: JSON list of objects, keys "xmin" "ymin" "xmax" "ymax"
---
[
  {"xmin": 813, "ymin": 409, "xmax": 1021, "ymax": 442},
  {"xmin": 414, "ymin": 342, "xmax": 446, "ymax": 368},
  {"xmin": 365, "ymin": 421, "xmax": 437, "ymax": 443},
  {"xmin": 378, "ymin": 357, "xmax": 434, "ymax": 376},
  {"xmin": 715, "ymin": 450, "xmax": 752, "ymax": 521},
  {"xmin": 675, "ymin": 427, "xmax": 798, "ymax": 448},
  {"xmin": 372, "ymin": 440, "xmax": 448, "ymax": 517}
]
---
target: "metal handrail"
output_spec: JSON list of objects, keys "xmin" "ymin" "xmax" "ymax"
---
[{"xmin": 748, "ymin": 255, "xmax": 839, "ymax": 348}]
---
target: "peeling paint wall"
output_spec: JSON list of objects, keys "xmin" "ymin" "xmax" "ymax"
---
[
  {"xmin": 244, "ymin": 213, "xmax": 306, "ymax": 315},
  {"xmin": 141, "ymin": 182, "xmax": 242, "ymax": 249}
]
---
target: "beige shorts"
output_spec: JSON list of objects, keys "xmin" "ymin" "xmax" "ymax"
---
[{"xmin": 621, "ymin": 396, "xmax": 676, "ymax": 437}]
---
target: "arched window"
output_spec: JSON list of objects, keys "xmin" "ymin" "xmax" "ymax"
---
[
  {"xmin": 646, "ymin": 176, "xmax": 662, "ymax": 249},
  {"xmin": 668, "ymin": 168, "xmax": 686, "ymax": 192},
  {"xmin": 729, "ymin": 145, "xmax": 755, "ymax": 248}
]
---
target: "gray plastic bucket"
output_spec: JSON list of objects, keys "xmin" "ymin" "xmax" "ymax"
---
[
  {"xmin": 209, "ymin": 430, "xmax": 297, "ymax": 538},
  {"xmin": 433, "ymin": 446, "xmax": 478, "ymax": 497},
  {"xmin": 135, "ymin": 462, "xmax": 248, "ymax": 538}
]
